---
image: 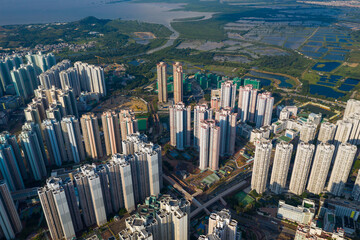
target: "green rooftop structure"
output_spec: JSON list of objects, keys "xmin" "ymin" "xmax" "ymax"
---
[{"xmin": 201, "ymin": 173, "xmax": 220, "ymax": 185}]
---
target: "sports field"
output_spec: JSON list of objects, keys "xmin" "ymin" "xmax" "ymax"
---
[{"xmin": 234, "ymin": 191, "xmax": 255, "ymax": 205}]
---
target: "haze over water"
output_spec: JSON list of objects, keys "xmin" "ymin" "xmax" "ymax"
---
[{"xmin": 0, "ymin": 0, "xmax": 213, "ymax": 26}]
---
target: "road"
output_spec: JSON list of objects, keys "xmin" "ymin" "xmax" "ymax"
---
[{"xmin": 190, "ymin": 180, "xmax": 247, "ymax": 218}]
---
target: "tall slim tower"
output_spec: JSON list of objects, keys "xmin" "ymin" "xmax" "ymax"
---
[
  {"xmin": 352, "ymin": 170, "xmax": 360, "ymax": 201},
  {"xmin": 215, "ymin": 107, "xmax": 237, "ymax": 157},
  {"xmin": 0, "ymin": 181, "xmax": 22, "ymax": 240},
  {"xmin": 327, "ymin": 143, "xmax": 357, "ymax": 196},
  {"xmin": 42, "ymin": 119, "xmax": 67, "ymax": 167},
  {"xmin": 19, "ymin": 122, "xmax": 47, "ymax": 181},
  {"xmin": 318, "ymin": 122, "xmax": 336, "ymax": 144},
  {"xmin": 106, "ymin": 154, "xmax": 136, "ymax": 212},
  {"xmin": 173, "ymin": 62, "xmax": 183, "ymax": 104},
  {"xmin": 334, "ymin": 119, "xmax": 353, "ymax": 147},
  {"xmin": 169, "ymin": 102, "xmax": 191, "ymax": 150},
  {"xmin": 269, "ymin": 142, "xmax": 293, "ymax": 194},
  {"xmin": 307, "ymin": 143, "xmax": 335, "ymax": 195},
  {"xmin": 81, "ymin": 113, "xmax": 103, "ymax": 159},
  {"xmin": 220, "ymin": 81, "xmax": 237, "ymax": 109},
  {"xmin": 61, "ymin": 116, "xmax": 85, "ymax": 163},
  {"xmin": 193, "ymin": 104, "xmax": 212, "ymax": 149},
  {"xmin": 199, "ymin": 120, "xmax": 220, "ymax": 171},
  {"xmin": 157, "ymin": 62, "xmax": 168, "ymax": 103},
  {"xmin": 102, "ymin": 111, "xmax": 122, "ymax": 156},
  {"xmin": 344, "ymin": 99, "xmax": 360, "ymax": 119},
  {"xmin": 251, "ymin": 140, "xmax": 272, "ymax": 194},
  {"xmin": 300, "ymin": 122, "xmax": 317, "ymax": 143},
  {"xmin": 38, "ymin": 177, "xmax": 77, "ymax": 240},
  {"xmin": 119, "ymin": 109, "xmax": 138, "ymax": 141},
  {"xmin": 289, "ymin": 142, "xmax": 315, "ymax": 195},
  {"xmin": 238, "ymin": 84, "xmax": 256, "ymax": 122},
  {"xmin": 345, "ymin": 113, "xmax": 360, "ymax": 145},
  {"xmin": 255, "ymin": 92, "xmax": 274, "ymax": 128},
  {"xmin": 74, "ymin": 165, "xmax": 107, "ymax": 227}
]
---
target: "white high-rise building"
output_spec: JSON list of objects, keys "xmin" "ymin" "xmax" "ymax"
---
[
  {"xmin": 193, "ymin": 104, "xmax": 212, "ymax": 149},
  {"xmin": 42, "ymin": 119, "xmax": 67, "ymax": 166},
  {"xmin": 169, "ymin": 102, "xmax": 191, "ymax": 150},
  {"xmin": 61, "ymin": 116, "xmax": 85, "ymax": 163},
  {"xmin": 255, "ymin": 92, "xmax": 274, "ymax": 128},
  {"xmin": 80, "ymin": 113, "xmax": 103, "ymax": 159},
  {"xmin": 334, "ymin": 119, "xmax": 353, "ymax": 146},
  {"xmin": 74, "ymin": 62, "xmax": 106, "ymax": 96},
  {"xmin": 106, "ymin": 154, "xmax": 136, "ymax": 212},
  {"xmin": 74, "ymin": 164, "xmax": 107, "ymax": 227},
  {"xmin": 318, "ymin": 122, "xmax": 337, "ymax": 144},
  {"xmin": 344, "ymin": 99, "xmax": 360, "ymax": 119},
  {"xmin": 289, "ymin": 143, "xmax": 315, "ymax": 195},
  {"xmin": 199, "ymin": 120, "xmax": 220, "ymax": 171},
  {"xmin": 119, "ymin": 109, "xmax": 138, "ymax": 141},
  {"xmin": 220, "ymin": 81, "xmax": 237, "ymax": 109},
  {"xmin": 102, "ymin": 111, "xmax": 122, "ymax": 155},
  {"xmin": 307, "ymin": 143, "xmax": 335, "ymax": 195},
  {"xmin": 215, "ymin": 107, "xmax": 237, "ymax": 157},
  {"xmin": 352, "ymin": 170, "xmax": 360, "ymax": 201},
  {"xmin": 157, "ymin": 62, "xmax": 168, "ymax": 103},
  {"xmin": 345, "ymin": 113, "xmax": 360, "ymax": 145},
  {"xmin": 38, "ymin": 177, "xmax": 78, "ymax": 240},
  {"xmin": 201, "ymin": 209, "xmax": 238, "ymax": 240},
  {"xmin": 238, "ymin": 84, "xmax": 253, "ymax": 122},
  {"xmin": 270, "ymin": 142, "xmax": 293, "ymax": 194},
  {"xmin": 59, "ymin": 67, "xmax": 81, "ymax": 97},
  {"xmin": 300, "ymin": 122, "xmax": 317, "ymax": 143},
  {"xmin": 327, "ymin": 143, "xmax": 357, "ymax": 196},
  {"xmin": 251, "ymin": 140, "xmax": 272, "ymax": 194}
]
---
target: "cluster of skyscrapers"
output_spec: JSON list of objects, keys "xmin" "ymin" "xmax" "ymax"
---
[
  {"xmin": 251, "ymin": 99, "xmax": 360, "ymax": 197},
  {"xmin": 164, "ymin": 66, "xmax": 274, "ymax": 171},
  {"xmin": 0, "ymin": 106, "xmax": 139, "ymax": 195},
  {"xmin": 38, "ymin": 133, "xmax": 162, "ymax": 240}
]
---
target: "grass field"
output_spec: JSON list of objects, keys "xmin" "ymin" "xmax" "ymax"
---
[
  {"xmin": 301, "ymin": 103, "xmax": 336, "ymax": 118},
  {"xmin": 234, "ymin": 191, "xmax": 255, "ymax": 205},
  {"xmin": 334, "ymin": 63, "xmax": 360, "ymax": 79}
]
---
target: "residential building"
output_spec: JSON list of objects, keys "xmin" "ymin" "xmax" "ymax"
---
[
  {"xmin": 119, "ymin": 109, "xmax": 138, "ymax": 141},
  {"xmin": 0, "ymin": 181, "xmax": 22, "ymax": 240},
  {"xmin": 19, "ymin": 122, "xmax": 47, "ymax": 181},
  {"xmin": 307, "ymin": 143, "xmax": 335, "ymax": 195},
  {"xmin": 220, "ymin": 81, "xmax": 237, "ymax": 109},
  {"xmin": 344, "ymin": 99, "xmax": 360, "ymax": 119},
  {"xmin": 345, "ymin": 113, "xmax": 360, "ymax": 145},
  {"xmin": 169, "ymin": 102, "xmax": 191, "ymax": 150},
  {"xmin": 211, "ymin": 96, "xmax": 220, "ymax": 110},
  {"xmin": 202, "ymin": 209, "xmax": 238, "ymax": 240},
  {"xmin": 122, "ymin": 133, "xmax": 162, "ymax": 203},
  {"xmin": 238, "ymin": 84, "xmax": 257, "ymax": 122},
  {"xmin": 307, "ymin": 113, "xmax": 322, "ymax": 126},
  {"xmin": 300, "ymin": 122, "xmax": 317, "ymax": 143},
  {"xmin": 251, "ymin": 140, "xmax": 272, "ymax": 194},
  {"xmin": 74, "ymin": 164, "xmax": 107, "ymax": 227},
  {"xmin": 106, "ymin": 154, "xmax": 136, "ymax": 212},
  {"xmin": 74, "ymin": 61, "xmax": 106, "ymax": 96},
  {"xmin": 119, "ymin": 195, "xmax": 190, "ymax": 240},
  {"xmin": 26, "ymin": 51, "xmax": 56, "ymax": 74},
  {"xmin": 270, "ymin": 142, "xmax": 293, "ymax": 194},
  {"xmin": 59, "ymin": 67, "xmax": 81, "ymax": 97},
  {"xmin": 289, "ymin": 142, "xmax": 315, "ymax": 195},
  {"xmin": 318, "ymin": 122, "xmax": 337, "ymax": 144},
  {"xmin": 102, "ymin": 111, "xmax": 122, "ymax": 155},
  {"xmin": 157, "ymin": 62, "xmax": 168, "ymax": 103},
  {"xmin": 42, "ymin": 119, "xmax": 67, "ymax": 166},
  {"xmin": 255, "ymin": 92, "xmax": 274, "ymax": 128},
  {"xmin": 334, "ymin": 120, "xmax": 353, "ymax": 147},
  {"xmin": 215, "ymin": 107, "xmax": 237, "ymax": 157},
  {"xmin": 327, "ymin": 143, "xmax": 357, "ymax": 196},
  {"xmin": 38, "ymin": 177, "xmax": 79, "ymax": 240},
  {"xmin": 193, "ymin": 104, "xmax": 212, "ymax": 149},
  {"xmin": 294, "ymin": 222, "xmax": 345, "ymax": 240},
  {"xmin": 61, "ymin": 116, "xmax": 86, "ymax": 163},
  {"xmin": 173, "ymin": 62, "xmax": 183, "ymax": 103},
  {"xmin": 199, "ymin": 120, "xmax": 220, "ymax": 171},
  {"xmin": 352, "ymin": 170, "xmax": 360, "ymax": 201},
  {"xmin": 81, "ymin": 113, "xmax": 103, "ymax": 159}
]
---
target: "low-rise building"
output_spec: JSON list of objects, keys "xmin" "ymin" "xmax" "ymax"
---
[{"xmin": 277, "ymin": 199, "xmax": 315, "ymax": 224}]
